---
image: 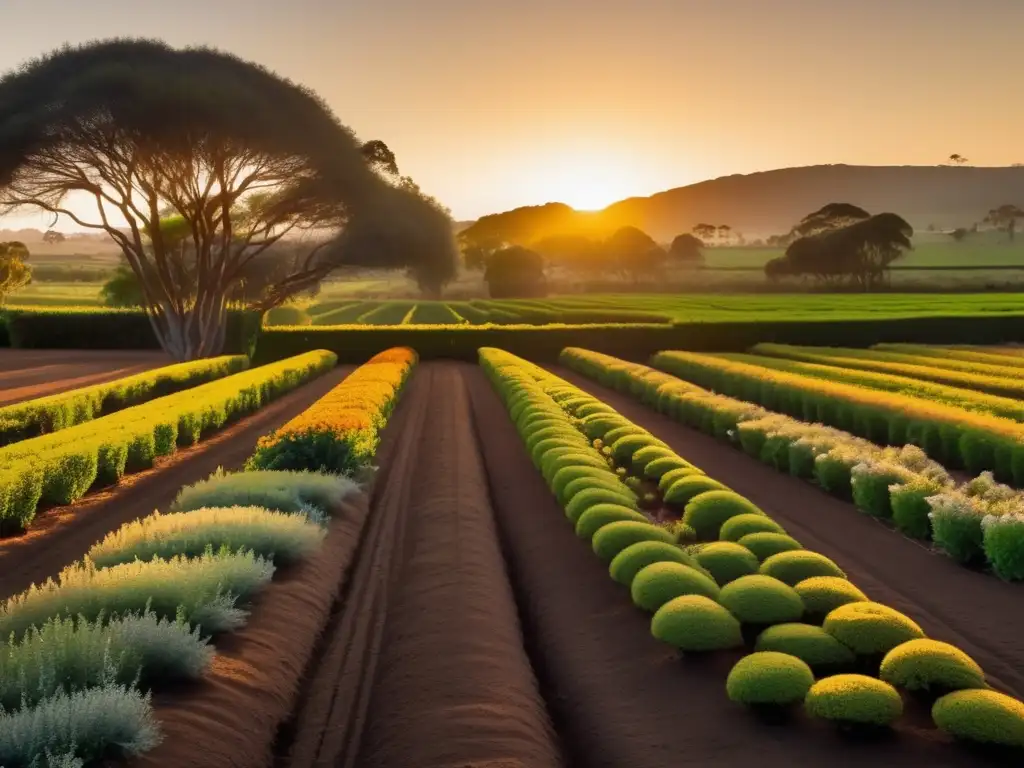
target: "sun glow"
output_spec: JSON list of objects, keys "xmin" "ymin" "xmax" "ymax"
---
[{"xmin": 528, "ymin": 148, "xmax": 653, "ymax": 212}]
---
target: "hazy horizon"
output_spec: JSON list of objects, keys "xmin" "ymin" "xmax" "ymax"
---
[{"xmin": 2, "ymin": 0, "xmax": 1023, "ymax": 230}]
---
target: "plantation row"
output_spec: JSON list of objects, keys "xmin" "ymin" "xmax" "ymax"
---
[
  {"xmin": 0, "ymin": 347, "xmax": 417, "ymax": 764},
  {"xmin": 481, "ymin": 348, "xmax": 1024, "ymax": 748},
  {"xmin": 562, "ymin": 348, "xmax": 1024, "ymax": 580},
  {"xmin": 0, "ymin": 351, "xmax": 335, "ymax": 534},
  {"xmin": 0, "ymin": 354, "xmax": 249, "ymax": 446}
]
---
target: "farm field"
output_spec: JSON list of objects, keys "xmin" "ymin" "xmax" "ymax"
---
[{"xmin": 1, "ymin": 346, "xmax": 1023, "ymax": 764}]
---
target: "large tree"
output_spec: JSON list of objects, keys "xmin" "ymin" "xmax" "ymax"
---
[
  {"xmin": 0, "ymin": 40, "xmax": 456, "ymax": 359},
  {"xmin": 789, "ymin": 203, "xmax": 870, "ymax": 239},
  {"xmin": 484, "ymin": 246, "xmax": 546, "ymax": 298},
  {"xmin": 669, "ymin": 233, "xmax": 704, "ymax": 266},
  {"xmin": 984, "ymin": 204, "xmax": 1024, "ymax": 242},
  {"xmin": 0, "ymin": 241, "xmax": 30, "ymax": 301}
]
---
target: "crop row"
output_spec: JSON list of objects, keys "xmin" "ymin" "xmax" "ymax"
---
[
  {"xmin": 249, "ymin": 347, "xmax": 418, "ymax": 477},
  {"xmin": 561, "ymin": 347, "xmax": 1024, "ymax": 581},
  {"xmin": 750, "ymin": 343, "xmax": 1024, "ymax": 400},
  {"xmin": 0, "ymin": 351, "xmax": 336, "ymax": 534},
  {"xmin": 480, "ymin": 347, "xmax": 1024, "ymax": 749},
  {"xmin": 0, "ymin": 348, "xmax": 418, "ymax": 763},
  {"xmin": 652, "ymin": 350, "xmax": 1024, "ymax": 484},
  {"xmin": 0, "ymin": 354, "xmax": 249, "ymax": 447}
]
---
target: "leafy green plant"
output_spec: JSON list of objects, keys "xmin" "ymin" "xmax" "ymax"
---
[
  {"xmin": 726, "ymin": 651, "xmax": 815, "ymax": 707},
  {"xmin": 574, "ymin": 503, "xmax": 648, "ymax": 540},
  {"xmin": 717, "ymin": 575, "xmax": 804, "ymax": 625},
  {"xmin": 609, "ymin": 541, "xmax": 696, "ymax": 586},
  {"xmin": 591, "ymin": 521, "xmax": 674, "ymax": 562},
  {"xmin": 565, "ymin": 487, "xmax": 637, "ymax": 523},
  {"xmin": 719, "ymin": 513, "xmax": 785, "ymax": 542},
  {"xmin": 982, "ymin": 513, "xmax": 1024, "ymax": 581},
  {"xmin": 737, "ymin": 532, "xmax": 803, "ymax": 562},
  {"xmin": 630, "ymin": 562, "xmax": 720, "ymax": 611},
  {"xmin": 87, "ymin": 506, "xmax": 326, "ymax": 568},
  {"xmin": 932, "ymin": 689, "xmax": 1024, "ymax": 748},
  {"xmin": 0, "ymin": 611, "xmax": 211, "ymax": 711},
  {"xmin": 879, "ymin": 639, "xmax": 986, "ymax": 693},
  {"xmin": 650, "ymin": 594, "xmax": 743, "ymax": 652},
  {"xmin": 694, "ymin": 542, "xmax": 759, "ymax": 585},
  {"xmin": 663, "ymin": 476, "xmax": 728, "ymax": 508},
  {"xmin": 804, "ymin": 674, "xmax": 904, "ymax": 727},
  {"xmin": 0, "ymin": 550, "xmax": 274, "ymax": 641},
  {"xmin": 171, "ymin": 468, "xmax": 356, "ymax": 516},
  {"xmin": 759, "ymin": 550, "xmax": 845, "ymax": 586},
  {"xmin": 823, "ymin": 601, "xmax": 925, "ymax": 655},
  {"xmin": 657, "ymin": 466, "xmax": 704, "ymax": 493},
  {"xmin": 611, "ymin": 433, "xmax": 666, "ymax": 465},
  {"xmin": 643, "ymin": 456, "xmax": 691, "ymax": 481},
  {"xmin": 793, "ymin": 576, "xmax": 867, "ymax": 616},
  {"xmin": 630, "ymin": 445, "xmax": 676, "ymax": 475},
  {"xmin": 0, "ymin": 684, "xmax": 159, "ymax": 764},
  {"xmin": 890, "ymin": 478, "xmax": 943, "ymax": 539},
  {"xmin": 755, "ymin": 623, "xmax": 856, "ymax": 669},
  {"xmin": 682, "ymin": 491, "xmax": 764, "ymax": 540}
]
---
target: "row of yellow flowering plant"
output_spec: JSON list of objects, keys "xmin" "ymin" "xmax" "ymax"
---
[{"xmin": 248, "ymin": 347, "xmax": 417, "ymax": 476}]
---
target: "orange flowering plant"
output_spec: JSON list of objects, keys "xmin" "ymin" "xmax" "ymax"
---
[{"xmin": 248, "ymin": 347, "xmax": 417, "ymax": 475}]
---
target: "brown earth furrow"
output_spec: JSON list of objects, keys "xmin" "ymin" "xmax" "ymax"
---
[
  {"xmin": 550, "ymin": 365, "xmax": 1024, "ymax": 701},
  {"xmin": 280, "ymin": 367, "xmax": 431, "ymax": 767},
  {"xmin": 464, "ymin": 365, "xmax": 994, "ymax": 768},
  {"xmin": 128, "ymin": 491, "xmax": 371, "ymax": 768},
  {"xmin": 353, "ymin": 363, "xmax": 563, "ymax": 768},
  {"xmin": 0, "ymin": 365, "xmax": 353, "ymax": 601},
  {"xmin": 0, "ymin": 363, "xmax": 158, "ymax": 405}
]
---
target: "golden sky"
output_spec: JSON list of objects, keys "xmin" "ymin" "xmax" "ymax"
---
[{"xmin": 2, "ymin": 0, "xmax": 1023, "ymax": 227}]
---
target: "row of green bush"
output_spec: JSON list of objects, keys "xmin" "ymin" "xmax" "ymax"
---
[
  {"xmin": 253, "ymin": 313, "xmax": 1024, "ymax": 364},
  {"xmin": 0, "ymin": 350, "xmax": 336, "ymax": 534},
  {"xmin": 561, "ymin": 347, "xmax": 1024, "ymax": 581},
  {"xmin": 0, "ymin": 307, "xmax": 261, "ymax": 354},
  {"xmin": 0, "ymin": 354, "xmax": 249, "ymax": 447},
  {"xmin": 0, "ymin": 465, "xmax": 357, "ymax": 764},
  {"xmin": 651, "ymin": 350, "xmax": 1024, "ymax": 484},
  {"xmin": 481, "ymin": 348, "xmax": 1024, "ymax": 748}
]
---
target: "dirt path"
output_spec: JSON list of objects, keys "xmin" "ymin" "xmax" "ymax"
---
[
  {"xmin": 465, "ymin": 366, "xmax": 996, "ymax": 768},
  {"xmin": 550, "ymin": 365, "xmax": 1024, "ymax": 701},
  {"xmin": 281, "ymin": 363, "xmax": 563, "ymax": 768},
  {"xmin": 0, "ymin": 365, "xmax": 352, "ymax": 601},
  {"xmin": 0, "ymin": 349, "xmax": 170, "ymax": 405}
]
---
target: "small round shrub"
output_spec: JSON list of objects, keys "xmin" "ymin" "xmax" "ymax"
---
[
  {"xmin": 532, "ymin": 435, "xmax": 587, "ymax": 464},
  {"xmin": 630, "ymin": 446, "xmax": 677, "ymax": 475},
  {"xmin": 562, "ymin": 475, "xmax": 636, "ymax": 505},
  {"xmin": 982, "ymin": 514, "xmax": 1024, "ymax": 582},
  {"xmin": 726, "ymin": 652, "xmax": 815, "ymax": 707},
  {"xmin": 804, "ymin": 675, "xmax": 903, "ymax": 727},
  {"xmin": 581, "ymin": 415, "xmax": 626, "ymax": 441},
  {"xmin": 755, "ymin": 623, "xmax": 856, "ymax": 669},
  {"xmin": 664, "ymin": 476, "xmax": 728, "ymax": 509},
  {"xmin": 670, "ymin": 521, "xmax": 698, "ymax": 544},
  {"xmin": 695, "ymin": 541, "xmax": 760, "ymax": 585},
  {"xmin": 738, "ymin": 532, "xmax": 803, "ymax": 562},
  {"xmin": 612, "ymin": 433, "xmax": 666, "ymax": 465},
  {"xmin": 823, "ymin": 602, "xmax": 925, "ymax": 655},
  {"xmin": 794, "ymin": 576, "xmax": 867, "ymax": 616},
  {"xmin": 644, "ymin": 456, "xmax": 691, "ymax": 481},
  {"xmin": 553, "ymin": 465, "xmax": 620, "ymax": 504},
  {"xmin": 565, "ymin": 487, "xmax": 638, "ymax": 523},
  {"xmin": 760, "ymin": 551, "xmax": 846, "ymax": 586},
  {"xmin": 682, "ymin": 491, "xmax": 764, "ymax": 541},
  {"xmin": 879, "ymin": 639, "xmax": 986, "ymax": 693},
  {"xmin": 575, "ymin": 504, "xmax": 648, "ymax": 540},
  {"xmin": 610, "ymin": 540, "xmax": 694, "ymax": 587},
  {"xmin": 603, "ymin": 425, "xmax": 645, "ymax": 447},
  {"xmin": 650, "ymin": 595, "xmax": 743, "ymax": 652},
  {"xmin": 719, "ymin": 514, "xmax": 786, "ymax": 542},
  {"xmin": 630, "ymin": 561, "xmax": 720, "ymax": 611},
  {"xmin": 718, "ymin": 575, "xmax": 804, "ymax": 625},
  {"xmin": 542, "ymin": 452, "xmax": 609, "ymax": 485},
  {"xmin": 592, "ymin": 521, "xmax": 674, "ymax": 562},
  {"xmin": 657, "ymin": 466, "xmax": 703, "ymax": 494},
  {"xmin": 932, "ymin": 689, "xmax": 1024, "ymax": 748},
  {"xmin": 526, "ymin": 425, "xmax": 584, "ymax": 453},
  {"xmin": 577, "ymin": 402, "xmax": 617, "ymax": 419}
]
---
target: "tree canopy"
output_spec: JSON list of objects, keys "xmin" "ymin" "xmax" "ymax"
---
[
  {"xmin": 0, "ymin": 241, "xmax": 30, "ymax": 300},
  {"xmin": 984, "ymin": 204, "xmax": 1024, "ymax": 242},
  {"xmin": 0, "ymin": 39, "xmax": 456, "ymax": 359},
  {"xmin": 669, "ymin": 233, "xmax": 704, "ymax": 265},
  {"xmin": 484, "ymin": 246, "xmax": 546, "ymax": 298}
]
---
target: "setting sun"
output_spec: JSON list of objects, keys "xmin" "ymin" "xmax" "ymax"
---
[{"xmin": 527, "ymin": 147, "xmax": 654, "ymax": 212}]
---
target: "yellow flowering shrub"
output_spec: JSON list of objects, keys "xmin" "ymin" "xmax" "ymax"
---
[{"xmin": 248, "ymin": 347, "xmax": 417, "ymax": 475}]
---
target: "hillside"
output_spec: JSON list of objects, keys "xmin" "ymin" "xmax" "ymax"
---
[{"xmin": 469, "ymin": 165, "xmax": 1024, "ymax": 243}]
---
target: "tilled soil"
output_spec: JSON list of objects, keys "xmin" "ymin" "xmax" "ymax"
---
[
  {"xmin": 130, "ymin": 493, "xmax": 372, "ymax": 768},
  {"xmin": 464, "ymin": 365, "xmax": 999, "ymax": 768},
  {"xmin": 550, "ymin": 365, "xmax": 1024, "ymax": 701},
  {"xmin": 0, "ymin": 349, "xmax": 169, "ymax": 405},
  {"xmin": 0, "ymin": 366, "xmax": 352, "ymax": 601},
  {"xmin": 281, "ymin": 363, "xmax": 563, "ymax": 768}
]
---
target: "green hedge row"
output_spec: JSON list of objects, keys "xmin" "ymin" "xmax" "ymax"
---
[
  {"xmin": 0, "ymin": 308, "xmax": 261, "ymax": 355},
  {"xmin": 255, "ymin": 314, "xmax": 1024, "ymax": 364}
]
